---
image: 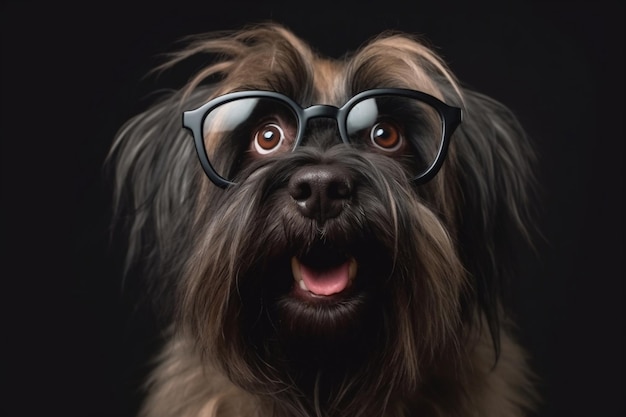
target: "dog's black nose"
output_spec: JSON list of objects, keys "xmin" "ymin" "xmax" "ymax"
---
[{"xmin": 288, "ymin": 165, "xmax": 352, "ymax": 223}]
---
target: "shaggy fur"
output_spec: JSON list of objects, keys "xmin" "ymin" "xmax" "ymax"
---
[{"xmin": 108, "ymin": 23, "xmax": 538, "ymax": 416}]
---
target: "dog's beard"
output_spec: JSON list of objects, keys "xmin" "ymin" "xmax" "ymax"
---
[{"xmin": 181, "ymin": 142, "xmax": 466, "ymax": 412}]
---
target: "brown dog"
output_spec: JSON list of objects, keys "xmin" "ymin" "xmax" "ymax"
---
[{"xmin": 109, "ymin": 23, "xmax": 538, "ymax": 417}]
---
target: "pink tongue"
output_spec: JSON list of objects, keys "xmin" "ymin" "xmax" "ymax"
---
[{"xmin": 300, "ymin": 261, "xmax": 350, "ymax": 296}]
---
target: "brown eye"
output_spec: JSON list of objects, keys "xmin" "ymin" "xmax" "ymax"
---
[
  {"xmin": 370, "ymin": 121, "xmax": 402, "ymax": 151},
  {"xmin": 254, "ymin": 123, "xmax": 285, "ymax": 154}
]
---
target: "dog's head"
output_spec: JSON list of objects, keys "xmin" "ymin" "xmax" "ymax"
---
[{"xmin": 109, "ymin": 23, "xmax": 536, "ymax": 414}]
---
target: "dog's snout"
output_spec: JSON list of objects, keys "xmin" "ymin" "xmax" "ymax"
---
[{"xmin": 288, "ymin": 165, "xmax": 352, "ymax": 223}]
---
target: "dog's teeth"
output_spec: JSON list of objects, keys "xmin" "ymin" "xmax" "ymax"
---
[
  {"xmin": 348, "ymin": 257, "xmax": 357, "ymax": 281},
  {"xmin": 291, "ymin": 257, "xmax": 302, "ymax": 282},
  {"xmin": 292, "ymin": 257, "xmax": 310, "ymax": 291}
]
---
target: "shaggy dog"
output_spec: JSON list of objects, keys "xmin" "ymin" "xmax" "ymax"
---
[{"xmin": 109, "ymin": 23, "xmax": 538, "ymax": 417}]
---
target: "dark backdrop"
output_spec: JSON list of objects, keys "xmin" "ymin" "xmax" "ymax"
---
[{"xmin": 2, "ymin": 1, "xmax": 623, "ymax": 417}]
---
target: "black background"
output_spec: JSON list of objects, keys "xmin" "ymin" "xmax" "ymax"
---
[{"xmin": 2, "ymin": 1, "xmax": 623, "ymax": 416}]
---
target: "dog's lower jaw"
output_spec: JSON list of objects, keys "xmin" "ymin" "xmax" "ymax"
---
[{"xmin": 139, "ymin": 324, "xmax": 535, "ymax": 417}]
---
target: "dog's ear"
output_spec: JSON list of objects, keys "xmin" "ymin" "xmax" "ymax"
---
[
  {"xmin": 451, "ymin": 89, "xmax": 538, "ymax": 353},
  {"xmin": 105, "ymin": 89, "xmax": 210, "ymax": 311}
]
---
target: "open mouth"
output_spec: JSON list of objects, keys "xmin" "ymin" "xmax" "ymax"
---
[
  {"xmin": 291, "ymin": 256, "xmax": 358, "ymax": 297},
  {"xmin": 288, "ymin": 242, "xmax": 359, "ymax": 299},
  {"xmin": 273, "ymin": 240, "xmax": 383, "ymax": 336}
]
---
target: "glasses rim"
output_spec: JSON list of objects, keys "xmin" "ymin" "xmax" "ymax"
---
[{"xmin": 183, "ymin": 88, "xmax": 462, "ymax": 189}]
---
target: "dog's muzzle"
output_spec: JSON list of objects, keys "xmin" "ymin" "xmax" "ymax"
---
[{"xmin": 286, "ymin": 164, "xmax": 358, "ymax": 298}]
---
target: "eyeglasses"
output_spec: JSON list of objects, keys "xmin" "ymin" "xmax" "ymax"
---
[{"xmin": 183, "ymin": 88, "xmax": 462, "ymax": 188}]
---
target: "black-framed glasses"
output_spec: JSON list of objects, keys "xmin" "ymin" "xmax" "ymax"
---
[{"xmin": 183, "ymin": 88, "xmax": 462, "ymax": 188}]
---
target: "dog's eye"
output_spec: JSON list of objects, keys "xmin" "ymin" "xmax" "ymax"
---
[
  {"xmin": 370, "ymin": 121, "xmax": 403, "ymax": 151},
  {"xmin": 254, "ymin": 123, "xmax": 285, "ymax": 154}
]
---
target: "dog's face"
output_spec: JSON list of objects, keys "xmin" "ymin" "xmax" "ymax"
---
[
  {"xmin": 179, "ymin": 27, "xmax": 468, "ymax": 376},
  {"xmin": 110, "ymin": 24, "xmax": 536, "ymax": 415}
]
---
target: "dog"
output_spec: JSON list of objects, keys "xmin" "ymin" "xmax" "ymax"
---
[{"xmin": 108, "ymin": 23, "xmax": 538, "ymax": 417}]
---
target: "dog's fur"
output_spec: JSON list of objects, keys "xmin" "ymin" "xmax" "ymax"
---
[{"xmin": 108, "ymin": 23, "xmax": 538, "ymax": 417}]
